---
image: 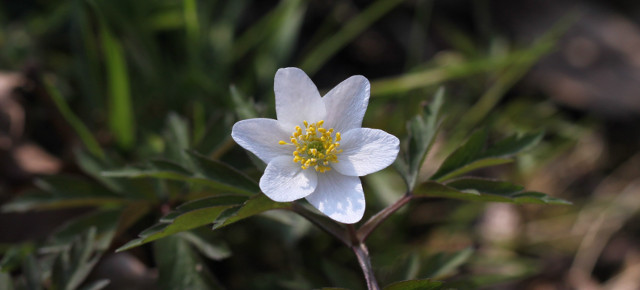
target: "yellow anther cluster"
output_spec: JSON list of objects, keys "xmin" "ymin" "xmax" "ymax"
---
[{"xmin": 280, "ymin": 120, "xmax": 342, "ymax": 172}]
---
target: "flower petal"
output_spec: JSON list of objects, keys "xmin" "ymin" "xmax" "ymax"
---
[
  {"xmin": 332, "ymin": 128, "xmax": 400, "ymax": 176},
  {"xmin": 260, "ymin": 156, "xmax": 318, "ymax": 202},
  {"xmin": 231, "ymin": 118, "xmax": 292, "ymax": 164},
  {"xmin": 275, "ymin": 67, "xmax": 326, "ymax": 131},
  {"xmin": 305, "ymin": 171, "xmax": 365, "ymax": 224},
  {"xmin": 322, "ymin": 75, "xmax": 370, "ymax": 133}
]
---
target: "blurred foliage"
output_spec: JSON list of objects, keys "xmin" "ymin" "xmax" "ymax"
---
[{"xmin": 1, "ymin": 0, "xmax": 622, "ymax": 289}]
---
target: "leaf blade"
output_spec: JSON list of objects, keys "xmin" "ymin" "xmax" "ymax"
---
[
  {"xmin": 116, "ymin": 195, "xmax": 247, "ymax": 252},
  {"xmin": 414, "ymin": 180, "xmax": 569, "ymax": 205}
]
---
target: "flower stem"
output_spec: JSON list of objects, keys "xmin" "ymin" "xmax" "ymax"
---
[
  {"xmin": 347, "ymin": 225, "xmax": 380, "ymax": 290},
  {"xmin": 294, "ymin": 193, "xmax": 414, "ymax": 289},
  {"xmin": 357, "ymin": 192, "xmax": 413, "ymax": 242}
]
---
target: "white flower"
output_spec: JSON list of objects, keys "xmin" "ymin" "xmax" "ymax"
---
[{"xmin": 231, "ymin": 67, "xmax": 399, "ymax": 224}]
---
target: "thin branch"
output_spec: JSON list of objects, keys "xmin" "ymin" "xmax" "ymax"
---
[
  {"xmin": 291, "ymin": 202, "xmax": 351, "ymax": 246},
  {"xmin": 349, "ymin": 225, "xmax": 380, "ymax": 290},
  {"xmin": 357, "ymin": 193, "xmax": 413, "ymax": 242}
]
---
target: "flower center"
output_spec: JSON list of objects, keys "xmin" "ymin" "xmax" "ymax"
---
[{"xmin": 279, "ymin": 120, "xmax": 342, "ymax": 172}]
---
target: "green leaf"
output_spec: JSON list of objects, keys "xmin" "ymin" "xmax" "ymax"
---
[
  {"xmin": 45, "ymin": 78, "xmax": 105, "ymax": 160},
  {"xmin": 446, "ymin": 178, "xmax": 524, "ymax": 195},
  {"xmin": 194, "ymin": 112, "xmax": 233, "ymax": 156},
  {"xmin": 229, "ymin": 85, "xmax": 257, "ymax": 120},
  {"xmin": 51, "ymin": 228, "xmax": 105, "ymax": 290},
  {"xmin": 430, "ymin": 131, "xmax": 543, "ymax": 182},
  {"xmin": 430, "ymin": 129, "xmax": 487, "ymax": 181},
  {"xmin": 178, "ymin": 232, "xmax": 231, "ymax": 261},
  {"xmin": 396, "ymin": 88, "xmax": 444, "ymax": 190},
  {"xmin": 1, "ymin": 189, "xmax": 127, "ymax": 213},
  {"xmin": 163, "ymin": 113, "xmax": 192, "ymax": 164},
  {"xmin": 481, "ymin": 131, "xmax": 544, "ymax": 158},
  {"xmin": 23, "ymin": 255, "xmax": 42, "ymax": 290},
  {"xmin": 116, "ymin": 195, "xmax": 247, "ymax": 252},
  {"xmin": 186, "ymin": 151, "xmax": 260, "ymax": 194},
  {"xmin": 103, "ymin": 152, "xmax": 259, "ymax": 195},
  {"xmin": 48, "ymin": 209, "xmax": 121, "ymax": 251},
  {"xmin": 0, "ymin": 243, "xmax": 35, "ymax": 272},
  {"xmin": 154, "ymin": 235, "xmax": 222, "ymax": 290},
  {"xmin": 36, "ymin": 175, "xmax": 120, "ymax": 199},
  {"xmin": 414, "ymin": 180, "xmax": 570, "ymax": 205},
  {"xmin": 99, "ymin": 17, "xmax": 135, "ymax": 150},
  {"xmin": 74, "ymin": 149, "xmax": 125, "ymax": 193},
  {"xmin": 2, "ymin": 174, "xmax": 130, "ymax": 212},
  {"xmin": 423, "ymin": 247, "xmax": 474, "ymax": 279},
  {"xmin": 383, "ymin": 279, "xmax": 442, "ymax": 290},
  {"xmin": 212, "ymin": 194, "xmax": 291, "ymax": 230}
]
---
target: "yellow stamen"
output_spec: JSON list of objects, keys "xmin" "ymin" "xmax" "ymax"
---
[{"xmin": 278, "ymin": 119, "xmax": 342, "ymax": 173}]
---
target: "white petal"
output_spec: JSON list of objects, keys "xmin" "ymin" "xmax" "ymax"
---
[
  {"xmin": 305, "ymin": 170, "xmax": 365, "ymax": 224},
  {"xmin": 322, "ymin": 75, "xmax": 370, "ymax": 133},
  {"xmin": 231, "ymin": 118, "xmax": 292, "ymax": 164},
  {"xmin": 274, "ymin": 67, "xmax": 326, "ymax": 131},
  {"xmin": 260, "ymin": 156, "xmax": 318, "ymax": 202},
  {"xmin": 332, "ymin": 128, "xmax": 400, "ymax": 176}
]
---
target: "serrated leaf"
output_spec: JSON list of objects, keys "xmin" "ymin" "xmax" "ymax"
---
[
  {"xmin": 430, "ymin": 130, "xmax": 487, "ymax": 181},
  {"xmin": 102, "ymin": 162, "xmax": 190, "ymax": 183},
  {"xmin": 36, "ymin": 175, "xmax": 120, "ymax": 199},
  {"xmin": 2, "ymin": 173, "xmax": 131, "ymax": 213},
  {"xmin": 430, "ymin": 131, "xmax": 543, "ymax": 182},
  {"xmin": 414, "ymin": 180, "xmax": 570, "ymax": 205},
  {"xmin": 1, "ymin": 189, "xmax": 127, "ymax": 213},
  {"xmin": 74, "ymin": 150, "xmax": 154, "ymax": 200},
  {"xmin": 103, "ymin": 153, "xmax": 259, "ymax": 195},
  {"xmin": 383, "ymin": 278, "xmax": 442, "ymax": 290},
  {"xmin": 48, "ymin": 209, "xmax": 121, "ymax": 251},
  {"xmin": 154, "ymin": 235, "xmax": 222, "ymax": 290},
  {"xmin": 186, "ymin": 151, "xmax": 260, "ymax": 194},
  {"xmin": 212, "ymin": 194, "xmax": 291, "ymax": 230},
  {"xmin": 54, "ymin": 228, "xmax": 103, "ymax": 290},
  {"xmin": 74, "ymin": 149, "xmax": 125, "ymax": 193},
  {"xmin": 446, "ymin": 178, "xmax": 524, "ymax": 195},
  {"xmin": 435, "ymin": 158, "xmax": 513, "ymax": 182},
  {"xmin": 480, "ymin": 132, "xmax": 544, "ymax": 158},
  {"xmin": 397, "ymin": 89, "xmax": 445, "ymax": 190},
  {"xmin": 117, "ymin": 195, "xmax": 247, "ymax": 252}
]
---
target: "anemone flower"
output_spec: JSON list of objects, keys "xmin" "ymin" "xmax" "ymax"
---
[{"xmin": 231, "ymin": 67, "xmax": 399, "ymax": 223}]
